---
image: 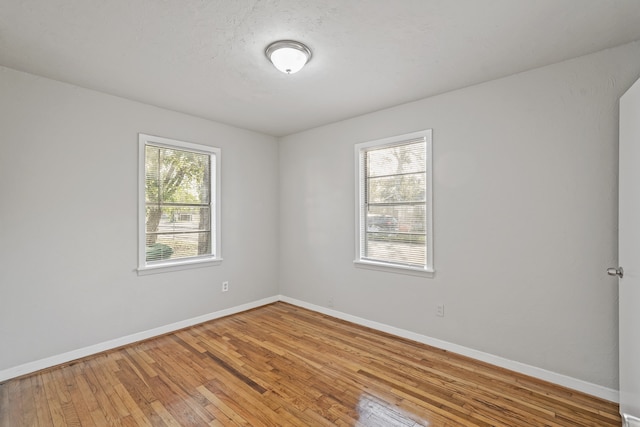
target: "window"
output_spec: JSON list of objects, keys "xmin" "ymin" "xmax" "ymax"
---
[
  {"xmin": 138, "ymin": 134, "xmax": 221, "ymax": 274},
  {"xmin": 354, "ymin": 130, "xmax": 433, "ymax": 276}
]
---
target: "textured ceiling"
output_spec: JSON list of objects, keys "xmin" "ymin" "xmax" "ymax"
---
[{"xmin": 2, "ymin": 0, "xmax": 640, "ymax": 136}]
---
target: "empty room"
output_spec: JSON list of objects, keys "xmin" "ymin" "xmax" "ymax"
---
[{"xmin": 2, "ymin": 1, "xmax": 640, "ymax": 425}]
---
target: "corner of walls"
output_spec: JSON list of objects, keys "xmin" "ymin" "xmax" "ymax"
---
[
  {"xmin": 275, "ymin": 40, "xmax": 640, "ymax": 393},
  {"xmin": 2, "ymin": 292, "xmax": 618, "ymax": 404}
]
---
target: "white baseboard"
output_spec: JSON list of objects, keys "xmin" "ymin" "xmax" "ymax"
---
[
  {"xmin": 0, "ymin": 296, "xmax": 279, "ymax": 383},
  {"xmin": 624, "ymin": 414, "xmax": 640, "ymax": 427},
  {"xmin": 0, "ymin": 294, "xmax": 620, "ymax": 404},
  {"xmin": 279, "ymin": 295, "xmax": 619, "ymax": 403}
]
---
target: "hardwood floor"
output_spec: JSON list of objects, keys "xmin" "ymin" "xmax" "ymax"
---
[{"xmin": 0, "ymin": 302, "xmax": 621, "ymax": 426}]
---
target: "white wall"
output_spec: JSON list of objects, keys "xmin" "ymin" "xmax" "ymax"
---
[
  {"xmin": 279, "ymin": 41, "xmax": 640, "ymax": 389},
  {"xmin": 3, "ymin": 40, "xmax": 640, "ymax": 393},
  {"xmin": 0, "ymin": 67, "xmax": 279, "ymax": 371}
]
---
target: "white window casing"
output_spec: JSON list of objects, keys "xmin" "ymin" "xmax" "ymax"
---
[
  {"xmin": 138, "ymin": 134, "xmax": 222, "ymax": 275},
  {"xmin": 354, "ymin": 130, "xmax": 434, "ymax": 277}
]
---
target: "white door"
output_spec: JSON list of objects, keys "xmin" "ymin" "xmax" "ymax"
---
[{"xmin": 618, "ymin": 76, "xmax": 640, "ymax": 425}]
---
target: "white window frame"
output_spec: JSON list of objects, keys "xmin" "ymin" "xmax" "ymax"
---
[
  {"xmin": 137, "ymin": 134, "xmax": 222, "ymax": 275},
  {"xmin": 354, "ymin": 130, "xmax": 434, "ymax": 277}
]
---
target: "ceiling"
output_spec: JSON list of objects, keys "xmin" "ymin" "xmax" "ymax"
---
[{"xmin": 2, "ymin": 0, "xmax": 640, "ymax": 137}]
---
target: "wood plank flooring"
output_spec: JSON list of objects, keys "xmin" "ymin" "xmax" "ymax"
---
[{"xmin": 0, "ymin": 302, "xmax": 621, "ymax": 426}]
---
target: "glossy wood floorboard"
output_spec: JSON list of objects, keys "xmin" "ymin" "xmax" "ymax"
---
[{"xmin": 0, "ymin": 302, "xmax": 621, "ymax": 426}]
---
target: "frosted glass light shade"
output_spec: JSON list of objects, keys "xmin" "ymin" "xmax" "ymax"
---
[{"xmin": 265, "ymin": 40, "xmax": 312, "ymax": 74}]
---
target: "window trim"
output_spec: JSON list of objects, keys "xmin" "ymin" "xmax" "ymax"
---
[
  {"xmin": 137, "ymin": 133, "xmax": 222, "ymax": 275},
  {"xmin": 354, "ymin": 130, "xmax": 434, "ymax": 277}
]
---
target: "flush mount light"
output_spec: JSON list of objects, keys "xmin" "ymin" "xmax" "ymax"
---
[{"xmin": 265, "ymin": 40, "xmax": 312, "ymax": 74}]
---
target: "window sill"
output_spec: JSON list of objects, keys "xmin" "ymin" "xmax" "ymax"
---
[
  {"xmin": 137, "ymin": 257, "xmax": 223, "ymax": 276},
  {"xmin": 353, "ymin": 259, "xmax": 434, "ymax": 278}
]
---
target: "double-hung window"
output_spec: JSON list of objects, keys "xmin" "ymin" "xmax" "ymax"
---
[
  {"xmin": 138, "ymin": 134, "xmax": 221, "ymax": 274},
  {"xmin": 355, "ymin": 130, "xmax": 433, "ymax": 276}
]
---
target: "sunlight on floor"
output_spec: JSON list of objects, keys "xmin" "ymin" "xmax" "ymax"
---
[{"xmin": 356, "ymin": 394, "xmax": 429, "ymax": 426}]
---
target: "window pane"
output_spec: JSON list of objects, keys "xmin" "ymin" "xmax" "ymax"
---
[
  {"xmin": 170, "ymin": 150, "xmax": 210, "ymax": 205},
  {"xmin": 366, "ymin": 212, "xmax": 399, "ymax": 232},
  {"xmin": 366, "ymin": 141, "xmax": 426, "ymax": 177},
  {"xmin": 145, "ymin": 242, "xmax": 174, "ymax": 262},
  {"xmin": 151, "ymin": 147, "xmax": 210, "ymax": 205},
  {"xmin": 364, "ymin": 236, "xmax": 426, "ymax": 266},
  {"xmin": 367, "ymin": 173, "xmax": 426, "ymax": 204},
  {"xmin": 365, "ymin": 204, "xmax": 426, "ymax": 266},
  {"xmin": 146, "ymin": 207, "xmax": 210, "ymax": 233},
  {"xmin": 367, "ymin": 205, "xmax": 426, "ymax": 233},
  {"xmin": 144, "ymin": 142, "xmax": 213, "ymax": 264},
  {"xmin": 145, "ymin": 146, "xmax": 160, "ymax": 203},
  {"xmin": 145, "ymin": 206, "xmax": 211, "ymax": 262},
  {"xmin": 356, "ymin": 130, "xmax": 432, "ymax": 272},
  {"xmin": 148, "ymin": 232, "xmax": 211, "ymax": 261}
]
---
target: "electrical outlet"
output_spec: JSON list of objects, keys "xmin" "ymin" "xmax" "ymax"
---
[
  {"xmin": 222, "ymin": 281, "xmax": 229, "ymax": 292},
  {"xmin": 436, "ymin": 304, "xmax": 445, "ymax": 317},
  {"xmin": 328, "ymin": 297, "xmax": 334, "ymax": 308}
]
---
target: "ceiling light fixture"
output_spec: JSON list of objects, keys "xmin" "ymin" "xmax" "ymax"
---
[{"xmin": 265, "ymin": 40, "xmax": 312, "ymax": 74}]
